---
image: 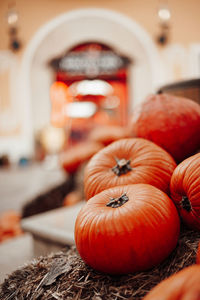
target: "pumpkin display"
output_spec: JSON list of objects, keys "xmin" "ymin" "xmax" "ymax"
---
[
  {"xmin": 75, "ymin": 184, "xmax": 180, "ymax": 275},
  {"xmin": 129, "ymin": 93, "xmax": 200, "ymax": 162},
  {"xmin": 84, "ymin": 138, "xmax": 176, "ymax": 200},
  {"xmin": 143, "ymin": 265, "xmax": 200, "ymax": 300},
  {"xmin": 60, "ymin": 141, "xmax": 103, "ymax": 174},
  {"xmin": 88, "ymin": 125, "xmax": 130, "ymax": 146},
  {"xmin": 170, "ymin": 153, "xmax": 200, "ymax": 231}
]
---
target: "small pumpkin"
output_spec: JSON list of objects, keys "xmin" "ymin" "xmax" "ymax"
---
[
  {"xmin": 88, "ymin": 125, "xmax": 130, "ymax": 146},
  {"xmin": 0, "ymin": 211, "xmax": 23, "ymax": 243},
  {"xmin": 170, "ymin": 153, "xmax": 200, "ymax": 231},
  {"xmin": 75, "ymin": 184, "xmax": 180, "ymax": 275},
  {"xmin": 84, "ymin": 138, "xmax": 176, "ymax": 200},
  {"xmin": 129, "ymin": 93, "xmax": 200, "ymax": 162},
  {"xmin": 143, "ymin": 265, "xmax": 200, "ymax": 300},
  {"xmin": 60, "ymin": 141, "xmax": 103, "ymax": 174},
  {"xmin": 63, "ymin": 190, "xmax": 82, "ymax": 207}
]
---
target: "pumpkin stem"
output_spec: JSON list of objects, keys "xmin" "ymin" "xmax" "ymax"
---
[
  {"xmin": 112, "ymin": 157, "xmax": 132, "ymax": 176},
  {"xmin": 106, "ymin": 193, "xmax": 129, "ymax": 208},
  {"xmin": 181, "ymin": 196, "xmax": 192, "ymax": 212}
]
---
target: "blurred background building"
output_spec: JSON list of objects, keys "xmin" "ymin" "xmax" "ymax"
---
[{"xmin": 1, "ymin": 0, "xmax": 200, "ymax": 161}]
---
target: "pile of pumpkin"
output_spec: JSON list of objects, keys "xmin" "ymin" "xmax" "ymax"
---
[{"xmin": 73, "ymin": 94, "xmax": 200, "ymax": 299}]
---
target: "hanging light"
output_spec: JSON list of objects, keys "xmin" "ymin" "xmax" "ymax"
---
[
  {"xmin": 7, "ymin": 9, "xmax": 19, "ymax": 26},
  {"xmin": 64, "ymin": 101, "xmax": 97, "ymax": 119},
  {"xmin": 6, "ymin": 4, "xmax": 22, "ymax": 52},
  {"xmin": 156, "ymin": 2, "xmax": 171, "ymax": 46},
  {"xmin": 158, "ymin": 5, "xmax": 171, "ymax": 22}
]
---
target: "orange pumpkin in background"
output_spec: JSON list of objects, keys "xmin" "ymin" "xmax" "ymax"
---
[
  {"xmin": 88, "ymin": 125, "xmax": 130, "ymax": 146},
  {"xmin": 143, "ymin": 265, "xmax": 200, "ymax": 300},
  {"xmin": 63, "ymin": 190, "xmax": 82, "ymax": 207},
  {"xmin": 75, "ymin": 184, "xmax": 180, "ymax": 275},
  {"xmin": 0, "ymin": 211, "xmax": 23, "ymax": 243},
  {"xmin": 60, "ymin": 141, "xmax": 103, "ymax": 174},
  {"xmin": 84, "ymin": 138, "xmax": 176, "ymax": 200},
  {"xmin": 129, "ymin": 94, "xmax": 200, "ymax": 163},
  {"xmin": 170, "ymin": 153, "xmax": 200, "ymax": 231}
]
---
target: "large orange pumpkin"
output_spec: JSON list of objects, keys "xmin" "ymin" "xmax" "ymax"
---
[
  {"xmin": 84, "ymin": 138, "xmax": 176, "ymax": 200},
  {"xmin": 143, "ymin": 265, "xmax": 200, "ymax": 300},
  {"xmin": 130, "ymin": 94, "xmax": 200, "ymax": 162},
  {"xmin": 75, "ymin": 184, "xmax": 180, "ymax": 275},
  {"xmin": 170, "ymin": 153, "xmax": 200, "ymax": 231}
]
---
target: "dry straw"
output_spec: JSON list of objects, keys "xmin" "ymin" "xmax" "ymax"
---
[{"xmin": 1, "ymin": 226, "xmax": 200, "ymax": 300}]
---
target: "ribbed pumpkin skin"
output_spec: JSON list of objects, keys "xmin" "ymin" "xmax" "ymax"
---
[
  {"xmin": 75, "ymin": 184, "xmax": 180, "ymax": 275},
  {"xmin": 170, "ymin": 153, "xmax": 200, "ymax": 231},
  {"xmin": 130, "ymin": 94, "xmax": 200, "ymax": 163},
  {"xmin": 84, "ymin": 138, "xmax": 176, "ymax": 200},
  {"xmin": 143, "ymin": 265, "xmax": 200, "ymax": 300}
]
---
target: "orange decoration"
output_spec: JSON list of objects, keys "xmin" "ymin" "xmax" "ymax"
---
[
  {"xmin": 88, "ymin": 125, "xmax": 130, "ymax": 146},
  {"xmin": 60, "ymin": 141, "xmax": 103, "ymax": 174},
  {"xmin": 129, "ymin": 94, "xmax": 200, "ymax": 163},
  {"xmin": 170, "ymin": 153, "xmax": 200, "ymax": 231},
  {"xmin": 84, "ymin": 138, "xmax": 176, "ymax": 200},
  {"xmin": 75, "ymin": 184, "xmax": 180, "ymax": 275},
  {"xmin": 63, "ymin": 190, "xmax": 82, "ymax": 207},
  {"xmin": 50, "ymin": 81, "xmax": 72, "ymax": 127},
  {"xmin": 143, "ymin": 265, "xmax": 200, "ymax": 300},
  {"xmin": 0, "ymin": 211, "xmax": 23, "ymax": 243}
]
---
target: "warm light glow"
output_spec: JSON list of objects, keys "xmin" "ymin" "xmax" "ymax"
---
[
  {"xmin": 64, "ymin": 101, "xmax": 97, "ymax": 118},
  {"xmin": 70, "ymin": 80, "xmax": 113, "ymax": 96},
  {"xmin": 40, "ymin": 126, "xmax": 66, "ymax": 153},
  {"xmin": 102, "ymin": 96, "xmax": 120, "ymax": 109},
  {"xmin": 50, "ymin": 81, "xmax": 71, "ymax": 103},
  {"xmin": 7, "ymin": 11, "xmax": 18, "ymax": 25},
  {"xmin": 50, "ymin": 81, "xmax": 72, "ymax": 127},
  {"xmin": 158, "ymin": 7, "xmax": 171, "ymax": 21}
]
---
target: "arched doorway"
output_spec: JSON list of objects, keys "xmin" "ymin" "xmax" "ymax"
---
[{"xmin": 19, "ymin": 8, "xmax": 163, "ymax": 156}]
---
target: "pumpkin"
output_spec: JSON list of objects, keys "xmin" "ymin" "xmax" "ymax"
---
[
  {"xmin": 143, "ymin": 265, "xmax": 200, "ymax": 300},
  {"xmin": 0, "ymin": 211, "xmax": 23, "ymax": 243},
  {"xmin": 129, "ymin": 93, "xmax": 200, "ymax": 162},
  {"xmin": 63, "ymin": 190, "xmax": 82, "ymax": 207},
  {"xmin": 88, "ymin": 125, "xmax": 130, "ymax": 146},
  {"xmin": 60, "ymin": 141, "xmax": 103, "ymax": 174},
  {"xmin": 170, "ymin": 153, "xmax": 200, "ymax": 231},
  {"xmin": 75, "ymin": 184, "xmax": 180, "ymax": 275},
  {"xmin": 84, "ymin": 138, "xmax": 176, "ymax": 200}
]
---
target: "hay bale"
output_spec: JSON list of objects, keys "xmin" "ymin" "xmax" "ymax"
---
[
  {"xmin": 1, "ymin": 226, "xmax": 200, "ymax": 300},
  {"xmin": 22, "ymin": 176, "xmax": 75, "ymax": 218}
]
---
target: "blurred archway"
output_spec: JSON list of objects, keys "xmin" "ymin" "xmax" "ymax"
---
[{"xmin": 19, "ymin": 8, "xmax": 163, "ymax": 156}]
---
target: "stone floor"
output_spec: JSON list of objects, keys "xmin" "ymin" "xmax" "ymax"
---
[
  {"xmin": 0, "ymin": 161, "xmax": 66, "ymax": 214},
  {"xmin": 0, "ymin": 162, "xmax": 67, "ymax": 284},
  {"xmin": 0, "ymin": 234, "xmax": 33, "ymax": 284}
]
